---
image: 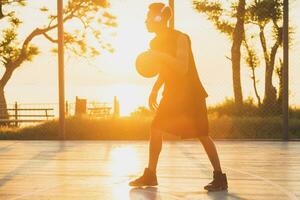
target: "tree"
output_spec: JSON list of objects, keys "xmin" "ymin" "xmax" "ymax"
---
[
  {"xmin": 243, "ymin": 38, "xmax": 262, "ymax": 106},
  {"xmin": 193, "ymin": 0, "xmax": 245, "ymax": 106},
  {"xmin": 0, "ymin": 0, "xmax": 116, "ymax": 122},
  {"xmin": 194, "ymin": 0, "xmax": 289, "ymax": 109},
  {"xmin": 246, "ymin": 0, "xmax": 283, "ymax": 109},
  {"xmin": 0, "ymin": 0, "xmax": 27, "ymax": 121},
  {"xmin": 231, "ymin": 0, "xmax": 246, "ymax": 106}
]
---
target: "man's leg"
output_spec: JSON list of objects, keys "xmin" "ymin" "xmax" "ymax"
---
[
  {"xmin": 199, "ymin": 136, "xmax": 222, "ymax": 172},
  {"xmin": 129, "ymin": 127, "xmax": 162, "ymax": 186},
  {"xmin": 199, "ymin": 136, "xmax": 228, "ymax": 191},
  {"xmin": 148, "ymin": 128, "xmax": 163, "ymax": 172}
]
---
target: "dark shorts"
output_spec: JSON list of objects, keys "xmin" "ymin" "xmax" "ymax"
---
[{"xmin": 152, "ymin": 96, "xmax": 209, "ymax": 139}]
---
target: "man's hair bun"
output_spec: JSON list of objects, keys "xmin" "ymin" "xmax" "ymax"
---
[
  {"xmin": 161, "ymin": 6, "xmax": 172, "ymax": 21},
  {"xmin": 149, "ymin": 3, "xmax": 173, "ymax": 21}
]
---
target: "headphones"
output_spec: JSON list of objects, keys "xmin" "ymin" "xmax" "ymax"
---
[{"xmin": 153, "ymin": 6, "xmax": 167, "ymax": 22}]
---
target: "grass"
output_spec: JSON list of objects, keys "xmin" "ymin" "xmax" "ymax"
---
[
  {"xmin": 1, "ymin": 115, "xmax": 300, "ymax": 140},
  {"xmin": 209, "ymin": 116, "xmax": 300, "ymax": 139},
  {"xmin": 1, "ymin": 99, "xmax": 299, "ymax": 140}
]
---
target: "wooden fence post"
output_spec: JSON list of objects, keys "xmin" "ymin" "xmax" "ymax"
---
[
  {"xmin": 66, "ymin": 101, "xmax": 69, "ymax": 117},
  {"xmin": 45, "ymin": 109, "xmax": 48, "ymax": 120},
  {"xmin": 14, "ymin": 102, "xmax": 18, "ymax": 127}
]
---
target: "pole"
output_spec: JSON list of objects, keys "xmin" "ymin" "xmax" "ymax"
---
[
  {"xmin": 57, "ymin": 0, "xmax": 65, "ymax": 139},
  {"xmin": 14, "ymin": 102, "xmax": 18, "ymax": 127},
  {"xmin": 169, "ymin": 0, "xmax": 174, "ymax": 29},
  {"xmin": 66, "ymin": 101, "xmax": 69, "ymax": 117},
  {"xmin": 282, "ymin": 0, "xmax": 289, "ymax": 141}
]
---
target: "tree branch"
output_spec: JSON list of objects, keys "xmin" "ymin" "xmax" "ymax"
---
[
  {"xmin": 269, "ymin": 41, "xmax": 280, "ymax": 72},
  {"xmin": 0, "ymin": 66, "xmax": 13, "ymax": 89},
  {"xmin": 42, "ymin": 32, "xmax": 58, "ymax": 43},
  {"xmin": 0, "ymin": 2, "xmax": 4, "ymax": 19},
  {"xmin": 259, "ymin": 26, "xmax": 269, "ymax": 64},
  {"xmin": 12, "ymin": 9, "xmax": 80, "ymax": 69}
]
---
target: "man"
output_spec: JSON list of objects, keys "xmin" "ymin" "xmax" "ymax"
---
[{"xmin": 129, "ymin": 2, "xmax": 228, "ymax": 192}]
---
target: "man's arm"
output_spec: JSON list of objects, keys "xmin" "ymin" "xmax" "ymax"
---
[
  {"xmin": 149, "ymin": 75, "xmax": 164, "ymax": 111},
  {"xmin": 150, "ymin": 34, "xmax": 190, "ymax": 75},
  {"xmin": 151, "ymin": 74, "xmax": 164, "ymax": 93}
]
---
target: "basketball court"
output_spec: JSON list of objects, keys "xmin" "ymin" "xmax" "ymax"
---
[{"xmin": 0, "ymin": 140, "xmax": 299, "ymax": 200}]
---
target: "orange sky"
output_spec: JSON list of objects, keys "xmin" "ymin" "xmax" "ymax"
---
[{"xmin": 1, "ymin": 0, "xmax": 300, "ymax": 116}]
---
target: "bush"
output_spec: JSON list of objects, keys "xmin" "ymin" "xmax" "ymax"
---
[
  {"xmin": 208, "ymin": 97, "xmax": 300, "ymax": 117},
  {"xmin": 1, "ymin": 115, "xmax": 300, "ymax": 140}
]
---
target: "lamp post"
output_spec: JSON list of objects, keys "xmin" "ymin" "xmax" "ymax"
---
[
  {"xmin": 282, "ymin": 0, "xmax": 289, "ymax": 141},
  {"xmin": 57, "ymin": 0, "xmax": 65, "ymax": 140}
]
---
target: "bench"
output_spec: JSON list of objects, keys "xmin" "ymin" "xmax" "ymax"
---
[{"xmin": 88, "ymin": 107, "xmax": 112, "ymax": 118}]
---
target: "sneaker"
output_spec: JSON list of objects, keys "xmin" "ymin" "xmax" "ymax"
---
[
  {"xmin": 129, "ymin": 168, "xmax": 158, "ymax": 187},
  {"xmin": 204, "ymin": 171, "xmax": 228, "ymax": 192}
]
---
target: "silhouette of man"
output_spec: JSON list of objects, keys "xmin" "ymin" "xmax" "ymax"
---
[{"xmin": 129, "ymin": 2, "xmax": 228, "ymax": 192}]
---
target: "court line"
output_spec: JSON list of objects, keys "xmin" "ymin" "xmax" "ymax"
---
[
  {"xmin": 178, "ymin": 142, "xmax": 299, "ymax": 200},
  {"xmin": 8, "ymin": 183, "xmax": 65, "ymax": 200},
  {"xmin": 224, "ymin": 166, "xmax": 299, "ymax": 200}
]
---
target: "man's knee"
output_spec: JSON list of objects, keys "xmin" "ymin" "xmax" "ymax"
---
[
  {"xmin": 150, "ymin": 126, "xmax": 163, "ymax": 138},
  {"xmin": 199, "ymin": 136, "xmax": 210, "ymax": 143}
]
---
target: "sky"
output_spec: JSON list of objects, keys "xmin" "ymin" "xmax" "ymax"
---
[{"xmin": 1, "ymin": 0, "xmax": 300, "ymax": 116}]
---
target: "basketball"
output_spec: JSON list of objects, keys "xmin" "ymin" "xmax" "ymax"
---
[{"xmin": 135, "ymin": 51, "xmax": 160, "ymax": 78}]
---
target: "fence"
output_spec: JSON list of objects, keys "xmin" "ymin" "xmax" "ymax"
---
[
  {"xmin": 67, "ymin": 101, "xmax": 114, "ymax": 118},
  {"xmin": 0, "ymin": 97, "xmax": 119, "ymax": 127},
  {"xmin": 0, "ymin": 102, "xmax": 55, "ymax": 127}
]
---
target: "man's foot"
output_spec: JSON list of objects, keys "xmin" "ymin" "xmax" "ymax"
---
[
  {"xmin": 129, "ymin": 168, "xmax": 158, "ymax": 187},
  {"xmin": 204, "ymin": 171, "xmax": 228, "ymax": 192}
]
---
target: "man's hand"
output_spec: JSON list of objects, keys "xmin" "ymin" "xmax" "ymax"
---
[{"xmin": 149, "ymin": 91, "xmax": 158, "ymax": 111}]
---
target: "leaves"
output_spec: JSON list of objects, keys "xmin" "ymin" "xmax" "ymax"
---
[
  {"xmin": 39, "ymin": 6, "xmax": 49, "ymax": 12},
  {"xmin": 194, "ymin": 0, "xmax": 223, "ymax": 22},
  {"xmin": 0, "ymin": 28, "xmax": 19, "ymax": 62},
  {"xmin": 244, "ymin": 42, "xmax": 260, "ymax": 69},
  {"xmin": 246, "ymin": 0, "xmax": 283, "ymax": 25},
  {"xmin": 0, "ymin": 0, "xmax": 27, "ymax": 19},
  {"xmin": 50, "ymin": 0, "xmax": 117, "ymax": 56},
  {"xmin": 25, "ymin": 45, "xmax": 39, "ymax": 61},
  {"xmin": 8, "ymin": 16, "xmax": 22, "ymax": 26},
  {"xmin": 0, "ymin": 0, "xmax": 116, "ymax": 88},
  {"xmin": 193, "ymin": 0, "xmax": 235, "ymax": 37},
  {"xmin": 1, "ymin": 0, "xmax": 116, "ymax": 65}
]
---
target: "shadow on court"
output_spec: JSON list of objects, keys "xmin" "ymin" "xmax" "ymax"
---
[
  {"xmin": 0, "ymin": 142, "xmax": 66, "ymax": 188},
  {"xmin": 129, "ymin": 187, "xmax": 244, "ymax": 200}
]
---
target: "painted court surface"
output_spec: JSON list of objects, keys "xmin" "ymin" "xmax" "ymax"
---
[{"xmin": 0, "ymin": 140, "xmax": 299, "ymax": 200}]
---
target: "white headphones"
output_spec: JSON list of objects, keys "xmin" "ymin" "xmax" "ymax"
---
[{"xmin": 153, "ymin": 6, "xmax": 167, "ymax": 22}]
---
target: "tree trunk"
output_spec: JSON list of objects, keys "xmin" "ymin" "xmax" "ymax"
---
[
  {"xmin": 231, "ymin": 0, "xmax": 245, "ymax": 106},
  {"xmin": 258, "ymin": 27, "xmax": 278, "ymax": 111},
  {"xmin": 263, "ymin": 63, "xmax": 277, "ymax": 108},
  {"xmin": 0, "ymin": 67, "xmax": 14, "ymax": 125},
  {"xmin": 251, "ymin": 65, "xmax": 261, "ymax": 107},
  {"xmin": 0, "ymin": 88, "xmax": 9, "ymax": 126},
  {"xmin": 243, "ymin": 39, "xmax": 261, "ymax": 106},
  {"xmin": 276, "ymin": 59, "xmax": 283, "ymax": 107},
  {"xmin": 261, "ymin": 33, "xmax": 279, "ymax": 110},
  {"xmin": 0, "ymin": 1, "xmax": 4, "ymax": 19}
]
